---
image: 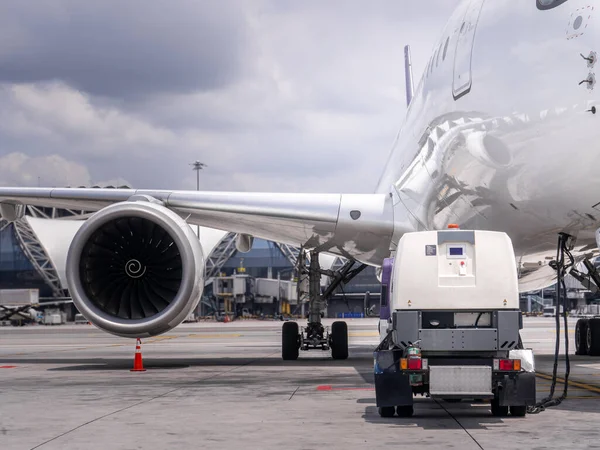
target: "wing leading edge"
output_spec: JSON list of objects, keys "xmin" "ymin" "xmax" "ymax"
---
[{"xmin": 0, "ymin": 188, "xmax": 398, "ymax": 265}]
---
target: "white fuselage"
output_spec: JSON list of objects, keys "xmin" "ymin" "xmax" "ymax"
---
[{"xmin": 378, "ymin": 0, "xmax": 600, "ymax": 263}]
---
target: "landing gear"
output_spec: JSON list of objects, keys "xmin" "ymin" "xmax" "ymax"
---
[
  {"xmin": 330, "ymin": 321, "xmax": 349, "ymax": 360},
  {"xmin": 570, "ymin": 244, "xmax": 600, "ymax": 356},
  {"xmin": 587, "ymin": 318, "xmax": 600, "ymax": 356},
  {"xmin": 281, "ymin": 250, "xmax": 364, "ymax": 360},
  {"xmin": 301, "ymin": 321, "xmax": 330, "ymax": 351},
  {"xmin": 575, "ymin": 319, "xmax": 589, "ymax": 355},
  {"xmin": 282, "ymin": 321, "xmax": 300, "ymax": 360}
]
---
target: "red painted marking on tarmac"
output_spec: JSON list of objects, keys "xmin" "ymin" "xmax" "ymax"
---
[
  {"xmin": 316, "ymin": 385, "xmax": 374, "ymax": 391},
  {"xmin": 331, "ymin": 387, "xmax": 374, "ymax": 391},
  {"xmin": 0, "ymin": 365, "xmax": 17, "ymax": 369}
]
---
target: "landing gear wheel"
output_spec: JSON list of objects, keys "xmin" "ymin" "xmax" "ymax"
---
[
  {"xmin": 576, "ymin": 319, "xmax": 589, "ymax": 355},
  {"xmin": 510, "ymin": 405, "xmax": 527, "ymax": 417},
  {"xmin": 378, "ymin": 406, "xmax": 395, "ymax": 418},
  {"xmin": 396, "ymin": 405, "xmax": 414, "ymax": 417},
  {"xmin": 491, "ymin": 398, "xmax": 509, "ymax": 417},
  {"xmin": 331, "ymin": 321, "xmax": 348, "ymax": 360},
  {"xmin": 282, "ymin": 321, "xmax": 299, "ymax": 360},
  {"xmin": 587, "ymin": 319, "xmax": 600, "ymax": 356}
]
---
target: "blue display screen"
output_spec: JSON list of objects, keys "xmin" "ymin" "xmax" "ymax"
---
[{"xmin": 449, "ymin": 247, "xmax": 464, "ymax": 256}]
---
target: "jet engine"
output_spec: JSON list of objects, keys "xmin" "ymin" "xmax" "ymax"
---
[{"xmin": 66, "ymin": 200, "xmax": 204, "ymax": 338}]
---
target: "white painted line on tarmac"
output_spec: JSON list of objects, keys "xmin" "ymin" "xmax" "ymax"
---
[{"xmin": 575, "ymin": 363, "xmax": 600, "ymax": 369}]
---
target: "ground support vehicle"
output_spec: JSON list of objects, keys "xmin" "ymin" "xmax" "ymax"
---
[{"xmin": 375, "ymin": 229, "xmax": 536, "ymax": 417}]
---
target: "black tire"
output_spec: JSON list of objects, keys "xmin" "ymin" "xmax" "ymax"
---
[
  {"xmin": 510, "ymin": 405, "xmax": 527, "ymax": 417},
  {"xmin": 491, "ymin": 398, "xmax": 509, "ymax": 417},
  {"xmin": 396, "ymin": 405, "xmax": 414, "ymax": 417},
  {"xmin": 282, "ymin": 321, "xmax": 299, "ymax": 360},
  {"xmin": 331, "ymin": 321, "xmax": 349, "ymax": 360},
  {"xmin": 378, "ymin": 406, "xmax": 395, "ymax": 418},
  {"xmin": 576, "ymin": 319, "xmax": 589, "ymax": 355},
  {"xmin": 588, "ymin": 318, "xmax": 600, "ymax": 356}
]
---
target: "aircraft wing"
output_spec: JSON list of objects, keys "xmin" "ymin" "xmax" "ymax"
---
[{"xmin": 0, "ymin": 188, "xmax": 397, "ymax": 265}]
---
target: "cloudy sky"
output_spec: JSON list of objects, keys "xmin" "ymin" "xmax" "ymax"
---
[{"xmin": 0, "ymin": 0, "xmax": 460, "ymax": 193}]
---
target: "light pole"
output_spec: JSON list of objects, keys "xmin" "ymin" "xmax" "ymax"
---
[{"xmin": 190, "ymin": 161, "xmax": 207, "ymax": 238}]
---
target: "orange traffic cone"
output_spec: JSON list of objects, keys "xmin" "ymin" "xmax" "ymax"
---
[{"xmin": 131, "ymin": 338, "xmax": 146, "ymax": 372}]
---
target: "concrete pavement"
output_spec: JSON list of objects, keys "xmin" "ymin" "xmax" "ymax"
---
[{"xmin": 0, "ymin": 317, "xmax": 598, "ymax": 450}]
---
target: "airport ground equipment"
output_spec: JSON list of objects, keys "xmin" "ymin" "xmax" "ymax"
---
[
  {"xmin": 74, "ymin": 313, "xmax": 88, "ymax": 324},
  {"xmin": 281, "ymin": 250, "xmax": 365, "ymax": 360},
  {"xmin": 0, "ymin": 289, "xmax": 74, "ymax": 326},
  {"xmin": 42, "ymin": 307, "xmax": 67, "ymax": 325},
  {"xmin": 374, "ymin": 229, "xmax": 536, "ymax": 418},
  {"xmin": 0, "ymin": 289, "xmax": 40, "ymax": 326}
]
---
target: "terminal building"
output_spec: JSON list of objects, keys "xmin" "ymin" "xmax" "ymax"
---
[
  {"xmin": 0, "ymin": 203, "xmax": 381, "ymax": 320},
  {"xmin": 7, "ymin": 201, "xmax": 593, "ymax": 320}
]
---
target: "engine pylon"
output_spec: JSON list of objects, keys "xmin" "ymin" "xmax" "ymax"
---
[{"xmin": 131, "ymin": 338, "xmax": 146, "ymax": 372}]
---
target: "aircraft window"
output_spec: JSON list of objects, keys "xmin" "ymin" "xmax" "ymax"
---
[
  {"xmin": 442, "ymin": 37, "xmax": 450, "ymax": 61},
  {"xmin": 537, "ymin": 0, "xmax": 569, "ymax": 10},
  {"xmin": 436, "ymin": 42, "xmax": 443, "ymax": 66}
]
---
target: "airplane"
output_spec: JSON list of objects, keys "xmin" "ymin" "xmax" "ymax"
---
[{"xmin": 0, "ymin": 0, "xmax": 598, "ymax": 359}]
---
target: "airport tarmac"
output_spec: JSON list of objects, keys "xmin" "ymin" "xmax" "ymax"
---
[{"xmin": 1, "ymin": 317, "xmax": 599, "ymax": 450}]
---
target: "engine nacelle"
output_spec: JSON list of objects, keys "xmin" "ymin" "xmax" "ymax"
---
[{"xmin": 66, "ymin": 201, "xmax": 204, "ymax": 338}]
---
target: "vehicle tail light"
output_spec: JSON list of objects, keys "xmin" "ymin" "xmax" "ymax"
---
[
  {"xmin": 408, "ymin": 357, "xmax": 422, "ymax": 370},
  {"xmin": 496, "ymin": 359, "xmax": 521, "ymax": 371},
  {"xmin": 400, "ymin": 357, "xmax": 424, "ymax": 370},
  {"xmin": 499, "ymin": 359, "xmax": 513, "ymax": 371}
]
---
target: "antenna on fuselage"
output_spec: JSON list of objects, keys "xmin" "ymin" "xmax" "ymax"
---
[{"xmin": 404, "ymin": 45, "xmax": 414, "ymax": 107}]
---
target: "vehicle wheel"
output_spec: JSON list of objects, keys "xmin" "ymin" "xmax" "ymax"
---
[
  {"xmin": 491, "ymin": 398, "xmax": 509, "ymax": 417},
  {"xmin": 510, "ymin": 405, "xmax": 527, "ymax": 417},
  {"xmin": 378, "ymin": 406, "xmax": 395, "ymax": 418},
  {"xmin": 587, "ymin": 318, "xmax": 600, "ymax": 356},
  {"xmin": 396, "ymin": 405, "xmax": 414, "ymax": 417},
  {"xmin": 331, "ymin": 321, "xmax": 348, "ymax": 360},
  {"xmin": 576, "ymin": 319, "xmax": 589, "ymax": 355},
  {"xmin": 282, "ymin": 321, "xmax": 299, "ymax": 360}
]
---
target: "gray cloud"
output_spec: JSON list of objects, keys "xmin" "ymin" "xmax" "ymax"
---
[
  {"xmin": 0, "ymin": 1, "xmax": 461, "ymax": 194},
  {"xmin": 0, "ymin": 152, "xmax": 92, "ymax": 187},
  {"xmin": 0, "ymin": 0, "xmax": 248, "ymax": 98}
]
